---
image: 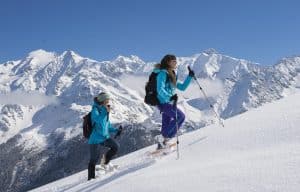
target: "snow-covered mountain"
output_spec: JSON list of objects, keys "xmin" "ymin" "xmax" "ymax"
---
[
  {"xmin": 31, "ymin": 92, "xmax": 300, "ymax": 192},
  {"xmin": 0, "ymin": 49, "xmax": 300, "ymax": 191}
]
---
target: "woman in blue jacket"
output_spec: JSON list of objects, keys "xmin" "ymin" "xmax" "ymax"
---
[
  {"xmin": 88, "ymin": 92, "xmax": 122, "ymax": 180},
  {"xmin": 154, "ymin": 54, "xmax": 194, "ymax": 148}
]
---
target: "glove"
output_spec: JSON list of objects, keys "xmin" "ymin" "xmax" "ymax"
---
[
  {"xmin": 170, "ymin": 94, "xmax": 178, "ymax": 102},
  {"xmin": 114, "ymin": 125, "xmax": 123, "ymax": 139},
  {"xmin": 188, "ymin": 69, "xmax": 195, "ymax": 77}
]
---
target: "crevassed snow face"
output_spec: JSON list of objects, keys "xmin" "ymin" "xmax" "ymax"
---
[
  {"xmin": 119, "ymin": 74, "xmax": 147, "ymax": 97},
  {"xmin": 183, "ymin": 78, "xmax": 225, "ymax": 100}
]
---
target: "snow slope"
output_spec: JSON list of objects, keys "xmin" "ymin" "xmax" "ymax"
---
[{"xmin": 32, "ymin": 93, "xmax": 300, "ymax": 192}]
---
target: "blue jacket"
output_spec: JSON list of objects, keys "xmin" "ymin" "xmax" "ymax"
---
[
  {"xmin": 88, "ymin": 102, "xmax": 118, "ymax": 144},
  {"xmin": 154, "ymin": 68, "xmax": 192, "ymax": 104}
]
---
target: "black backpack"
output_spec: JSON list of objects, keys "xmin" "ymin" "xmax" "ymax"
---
[
  {"xmin": 82, "ymin": 106, "xmax": 101, "ymax": 138},
  {"xmin": 83, "ymin": 112, "xmax": 93, "ymax": 138},
  {"xmin": 145, "ymin": 72, "xmax": 164, "ymax": 106}
]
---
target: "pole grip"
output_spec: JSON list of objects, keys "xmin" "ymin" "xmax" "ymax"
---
[
  {"xmin": 173, "ymin": 98, "xmax": 178, "ymax": 107},
  {"xmin": 187, "ymin": 66, "xmax": 196, "ymax": 80}
]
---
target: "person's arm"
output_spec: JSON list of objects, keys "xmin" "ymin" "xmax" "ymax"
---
[
  {"xmin": 176, "ymin": 75, "xmax": 192, "ymax": 91},
  {"xmin": 108, "ymin": 122, "xmax": 118, "ymax": 133}
]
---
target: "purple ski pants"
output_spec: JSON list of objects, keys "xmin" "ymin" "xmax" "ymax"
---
[{"xmin": 157, "ymin": 103, "xmax": 185, "ymax": 138}]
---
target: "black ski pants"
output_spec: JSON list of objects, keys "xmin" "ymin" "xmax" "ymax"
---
[{"xmin": 89, "ymin": 138, "xmax": 119, "ymax": 165}]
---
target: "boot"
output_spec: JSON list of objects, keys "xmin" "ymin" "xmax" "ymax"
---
[
  {"xmin": 88, "ymin": 163, "xmax": 95, "ymax": 180},
  {"xmin": 100, "ymin": 154, "xmax": 106, "ymax": 166},
  {"xmin": 157, "ymin": 138, "xmax": 170, "ymax": 149}
]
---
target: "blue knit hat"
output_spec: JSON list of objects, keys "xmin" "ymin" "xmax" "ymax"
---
[{"xmin": 97, "ymin": 92, "xmax": 110, "ymax": 103}]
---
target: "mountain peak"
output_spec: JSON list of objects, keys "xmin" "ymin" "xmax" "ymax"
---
[
  {"xmin": 203, "ymin": 48, "xmax": 218, "ymax": 55},
  {"xmin": 28, "ymin": 49, "xmax": 56, "ymax": 59},
  {"xmin": 61, "ymin": 50, "xmax": 79, "ymax": 57},
  {"xmin": 26, "ymin": 49, "xmax": 56, "ymax": 66},
  {"xmin": 61, "ymin": 50, "xmax": 84, "ymax": 63},
  {"xmin": 114, "ymin": 55, "xmax": 144, "ymax": 64}
]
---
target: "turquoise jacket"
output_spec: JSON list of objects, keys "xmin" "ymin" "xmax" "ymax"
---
[
  {"xmin": 154, "ymin": 68, "xmax": 192, "ymax": 104},
  {"xmin": 88, "ymin": 102, "xmax": 118, "ymax": 144}
]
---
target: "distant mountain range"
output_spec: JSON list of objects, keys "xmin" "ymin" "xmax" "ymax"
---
[{"xmin": 0, "ymin": 49, "xmax": 299, "ymax": 191}]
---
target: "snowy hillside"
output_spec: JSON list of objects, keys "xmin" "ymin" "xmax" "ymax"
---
[
  {"xmin": 1, "ymin": 49, "xmax": 300, "ymax": 191},
  {"xmin": 31, "ymin": 92, "xmax": 300, "ymax": 192}
]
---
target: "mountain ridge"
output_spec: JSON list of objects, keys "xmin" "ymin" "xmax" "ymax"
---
[{"xmin": 0, "ymin": 49, "xmax": 300, "ymax": 191}]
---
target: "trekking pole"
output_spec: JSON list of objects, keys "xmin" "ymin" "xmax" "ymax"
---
[
  {"xmin": 174, "ymin": 98, "xmax": 180, "ymax": 159},
  {"xmin": 188, "ymin": 66, "xmax": 225, "ymax": 127}
]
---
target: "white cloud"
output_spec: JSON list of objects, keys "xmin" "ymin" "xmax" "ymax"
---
[{"xmin": 0, "ymin": 91, "xmax": 59, "ymax": 106}]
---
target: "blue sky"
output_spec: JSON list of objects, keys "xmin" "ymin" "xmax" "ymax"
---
[{"xmin": 0, "ymin": 0, "xmax": 300, "ymax": 65}]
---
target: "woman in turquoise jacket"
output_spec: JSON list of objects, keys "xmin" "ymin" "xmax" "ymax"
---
[
  {"xmin": 88, "ymin": 92, "xmax": 122, "ymax": 180},
  {"xmin": 154, "ymin": 54, "xmax": 194, "ymax": 147}
]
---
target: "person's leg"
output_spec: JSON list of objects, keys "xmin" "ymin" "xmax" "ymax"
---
[
  {"xmin": 88, "ymin": 144, "xmax": 101, "ymax": 180},
  {"xmin": 161, "ymin": 110, "xmax": 172, "ymax": 138},
  {"xmin": 166, "ymin": 106, "xmax": 185, "ymax": 138},
  {"xmin": 88, "ymin": 163, "xmax": 95, "ymax": 180},
  {"xmin": 176, "ymin": 107, "xmax": 185, "ymax": 128},
  {"xmin": 102, "ymin": 138, "xmax": 119, "ymax": 164},
  {"xmin": 159, "ymin": 104, "xmax": 185, "ymax": 138}
]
